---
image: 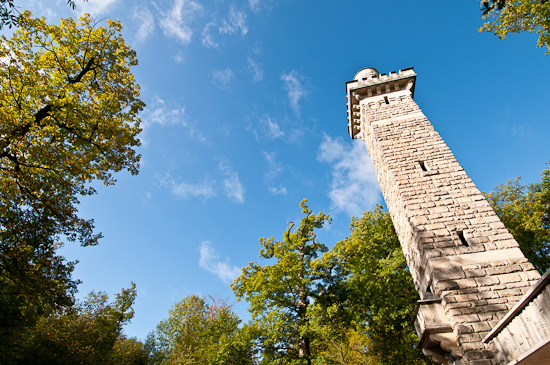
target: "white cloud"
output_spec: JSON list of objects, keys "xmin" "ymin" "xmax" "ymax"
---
[
  {"xmin": 262, "ymin": 116, "xmax": 284, "ymax": 139},
  {"xmin": 263, "ymin": 151, "xmax": 283, "ymax": 180},
  {"xmin": 199, "ymin": 241, "xmax": 241, "ymax": 283},
  {"xmin": 219, "ymin": 161, "xmax": 245, "ymax": 203},
  {"xmin": 158, "ymin": 172, "xmax": 216, "ymax": 200},
  {"xmin": 268, "ymin": 186, "xmax": 287, "ymax": 195},
  {"xmin": 248, "ymin": 57, "xmax": 263, "ymax": 82},
  {"xmin": 79, "ymin": 0, "xmax": 118, "ymax": 16},
  {"xmin": 498, "ymin": 122, "xmax": 532, "ymax": 139},
  {"xmin": 173, "ymin": 53, "xmax": 185, "ymax": 63},
  {"xmin": 263, "ymin": 151, "xmax": 287, "ymax": 195},
  {"xmin": 248, "ymin": 113, "xmax": 305, "ymax": 144},
  {"xmin": 141, "ymin": 96, "xmax": 206, "ymax": 143},
  {"xmin": 171, "ymin": 179, "xmax": 217, "ymax": 200},
  {"xmin": 212, "ymin": 68, "xmax": 235, "ymax": 90},
  {"xmin": 201, "ymin": 6, "xmax": 248, "ymax": 48},
  {"xmin": 281, "ymin": 71, "xmax": 307, "ymax": 115},
  {"xmin": 219, "ymin": 6, "xmax": 248, "ymax": 35},
  {"xmin": 248, "ymin": 0, "xmax": 273, "ymax": 12},
  {"xmin": 132, "ymin": 6, "xmax": 155, "ymax": 43},
  {"xmin": 202, "ymin": 23, "xmax": 220, "ymax": 48},
  {"xmin": 317, "ymin": 135, "xmax": 381, "ymax": 216},
  {"xmin": 158, "ymin": 160, "xmax": 245, "ymax": 203},
  {"xmin": 248, "ymin": 0, "xmax": 260, "ymax": 11},
  {"xmin": 157, "ymin": 0, "xmax": 203, "ymax": 45}
]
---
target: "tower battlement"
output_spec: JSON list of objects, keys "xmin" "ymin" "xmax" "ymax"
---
[{"xmin": 346, "ymin": 67, "xmax": 416, "ymax": 139}]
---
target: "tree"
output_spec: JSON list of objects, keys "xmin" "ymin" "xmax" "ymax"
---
[
  {"xmin": 147, "ymin": 295, "xmax": 255, "ymax": 365},
  {"xmin": 0, "ymin": 11, "xmax": 143, "ymax": 334},
  {"xmin": 3, "ymin": 284, "xmax": 146, "ymax": 364},
  {"xmin": 232, "ymin": 199, "xmax": 334, "ymax": 365},
  {"xmin": 479, "ymin": 0, "xmax": 550, "ymax": 54},
  {"xmin": 332, "ymin": 206, "xmax": 431, "ymax": 364},
  {"xmin": 485, "ymin": 163, "xmax": 550, "ymax": 273}
]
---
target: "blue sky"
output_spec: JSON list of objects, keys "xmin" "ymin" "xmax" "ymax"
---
[{"xmin": 11, "ymin": 0, "xmax": 550, "ymax": 340}]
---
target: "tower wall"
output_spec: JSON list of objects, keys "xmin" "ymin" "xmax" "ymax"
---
[{"xmin": 346, "ymin": 68, "xmax": 541, "ymax": 364}]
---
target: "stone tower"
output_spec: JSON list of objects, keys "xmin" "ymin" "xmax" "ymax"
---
[{"xmin": 345, "ymin": 67, "xmax": 543, "ymax": 364}]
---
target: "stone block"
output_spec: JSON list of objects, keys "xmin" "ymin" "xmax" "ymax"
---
[
  {"xmin": 472, "ymin": 322, "xmax": 491, "ymax": 332},
  {"xmin": 456, "ymin": 324, "xmax": 475, "ymax": 334},
  {"xmin": 470, "ymin": 360, "xmax": 493, "ymax": 365},
  {"xmin": 465, "ymin": 269, "xmax": 487, "ymax": 278},
  {"xmin": 456, "ymin": 278, "xmax": 478, "ymax": 289},
  {"xmin": 476, "ymin": 277, "xmax": 500, "ymax": 287},
  {"xmin": 485, "ymin": 264, "xmax": 522, "ymax": 276},
  {"xmin": 455, "ymin": 293, "xmax": 480, "ymax": 302},
  {"xmin": 498, "ymin": 273, "xmax": 521, "ymax": 284}
]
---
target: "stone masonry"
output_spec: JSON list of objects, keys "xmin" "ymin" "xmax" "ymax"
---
[{"xmin": 345, "ymin": 67, "xmax": 542, "ymax": 364}]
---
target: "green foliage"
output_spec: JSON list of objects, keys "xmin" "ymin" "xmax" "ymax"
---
[
  {"xmin": 110, "ymin": 336, "xmax": 151, "ymax": 365},
  {"xmin": 485, "ymin": 163, "xmax": 550, "ymax": 273},
  {"xmin": 333, "ymin": 206, "xmax": 431, "ymax": 365},
  {"xmin": 0, "ymin": 11, "xmax": 143, "ymax": 334},
  {"xmin": 2, "ymin": 284, "xmax": 146, "ymax": 365},
  {"xmin": 479, "ymin": 0, "xmax": 550, "ymax": 54},
  {"xmin": 232, "ymin": 199, "xmax": 332, "ymax": 364},
  {"xmin": 147, "ymin": 295, "xmax": 255, "ymax": 365}
]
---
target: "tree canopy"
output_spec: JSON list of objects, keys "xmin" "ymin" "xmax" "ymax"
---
[
  {"xmin": 0, "ymin": 11, "xmax": 143, "ymax": 337},
  {"xmin": 147, "ymin": 295, "xmax": 255, "ymax": 365},
  {"xmin": 333, "ymin": 206, "xmax": 431, "ymax": 364},
  {"xmin": 232, "ymin": 200, "xmax": 431, "ymax": 364},
  {"xmin": 232, "ymin": 199, "xmax": 334, "ymax": 364},
  {"xmin": 2, "ymin": 284, "xmax": 148, "ymax": 365},
  {"xmin": 479, "ymin": 0, "xmax": 550, "ymax": 54},
  {"xmin": 484, "ymin": 163, "xmax": 550, "ymax": 273}
]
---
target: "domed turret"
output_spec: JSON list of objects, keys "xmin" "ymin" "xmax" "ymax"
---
[{"xmin": 354, "ymin": 67, "xmax": 379, "ymax": 82}]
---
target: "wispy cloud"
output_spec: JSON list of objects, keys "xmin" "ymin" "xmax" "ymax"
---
[
  {"xmin": 219, "ymin": 161, "xmax": 245, "ymax": 203},
  {"xmin": 173, "ymin": 53, "xmax": 185, "ymax": 63},
  {"xmin": 268, "ymin": 186, "xmax": 287, "ymax": 195},
  {"xmin": 160, "ymin": 175, "xmax": 217, "ymax": 200},
  {"xmin": 498, "ymin": 122, "xmax": 532, "ymax": 139},
  {"xmin": 157, "ymin": 0, "xmax": 203, "ymax": 45},
  {"xmin": 317, "ymin": 135, "xmax": 381, "ymax": 216},
  {"xmin": 248, "ymin": 0, "xmax": 260, "ymax": 11},
  {"xmin": 159, "ymin": 160, "xmax": 244, "ymax": 203},
  {"xmin": 281, "ymin": 71, "xmax": 307, "ymax": 116},
  {"xmin": 263, "ymin": 151, "xmax": 283, "ymax": 180},
  {"xmin": 248, "ymin": 0, "xmax": 274, "ymax": 12},
  {"xmin": 263, "ymin": 151, "xmax": 287, "ymax": 195},
  {"xmin": 212, "ymin": 68, "xmax": 235, "ymax": 90},
  {"xmin": 248, "ymin": 114, "xmax": 304, "ymax": 143},
  {"xmin": 262, "ymin": 115, "xmax": 284, "ymax": 139},
  {"xmin": 141, "ymin": 96, "xmax": 207, "ymax": 143},
  {"xmin": 199, "ymin": 241, "xmax": 241, "ymax": 283},
  {"xmin": 248, "ymin": 57, "xmax": 263, "ymax": 82},
  {"xmin": 79, "ymin": 0, "xmax": 119, "ymax": 16},
  {"xmin": 202, "ymin": 23, "xmax": 220, "ymax": 48},
  {"xmin": 219, "ymin": 6, "xmax": 248, "ymax": 35},
  {"xmin": 201, "ymin": 6, "xmax": 248, "ymax": 48},
  {"xmin": 132, "ymin": 6, "xmax": 155, "ymax": 43}
]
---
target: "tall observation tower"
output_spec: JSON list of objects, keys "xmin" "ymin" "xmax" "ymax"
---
[{"xmin": 346, "ymin": 67, "xmax": 550, "ymax": 364}]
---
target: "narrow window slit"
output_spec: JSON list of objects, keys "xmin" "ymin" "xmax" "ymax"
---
[
  {"xmin": 384, "ymin": 96, "xmax": 389, "ymax": 105},
  {"xmin": 457, "ymin": 230, "xmax": 469, "ymax": 246},
  {"xmin": 419, "ymin": 160, "xmax": 427, "ymax": 171},
  {"xmin": 424, "ymin": 285, "xmax": 434, "ymax": 299}
]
